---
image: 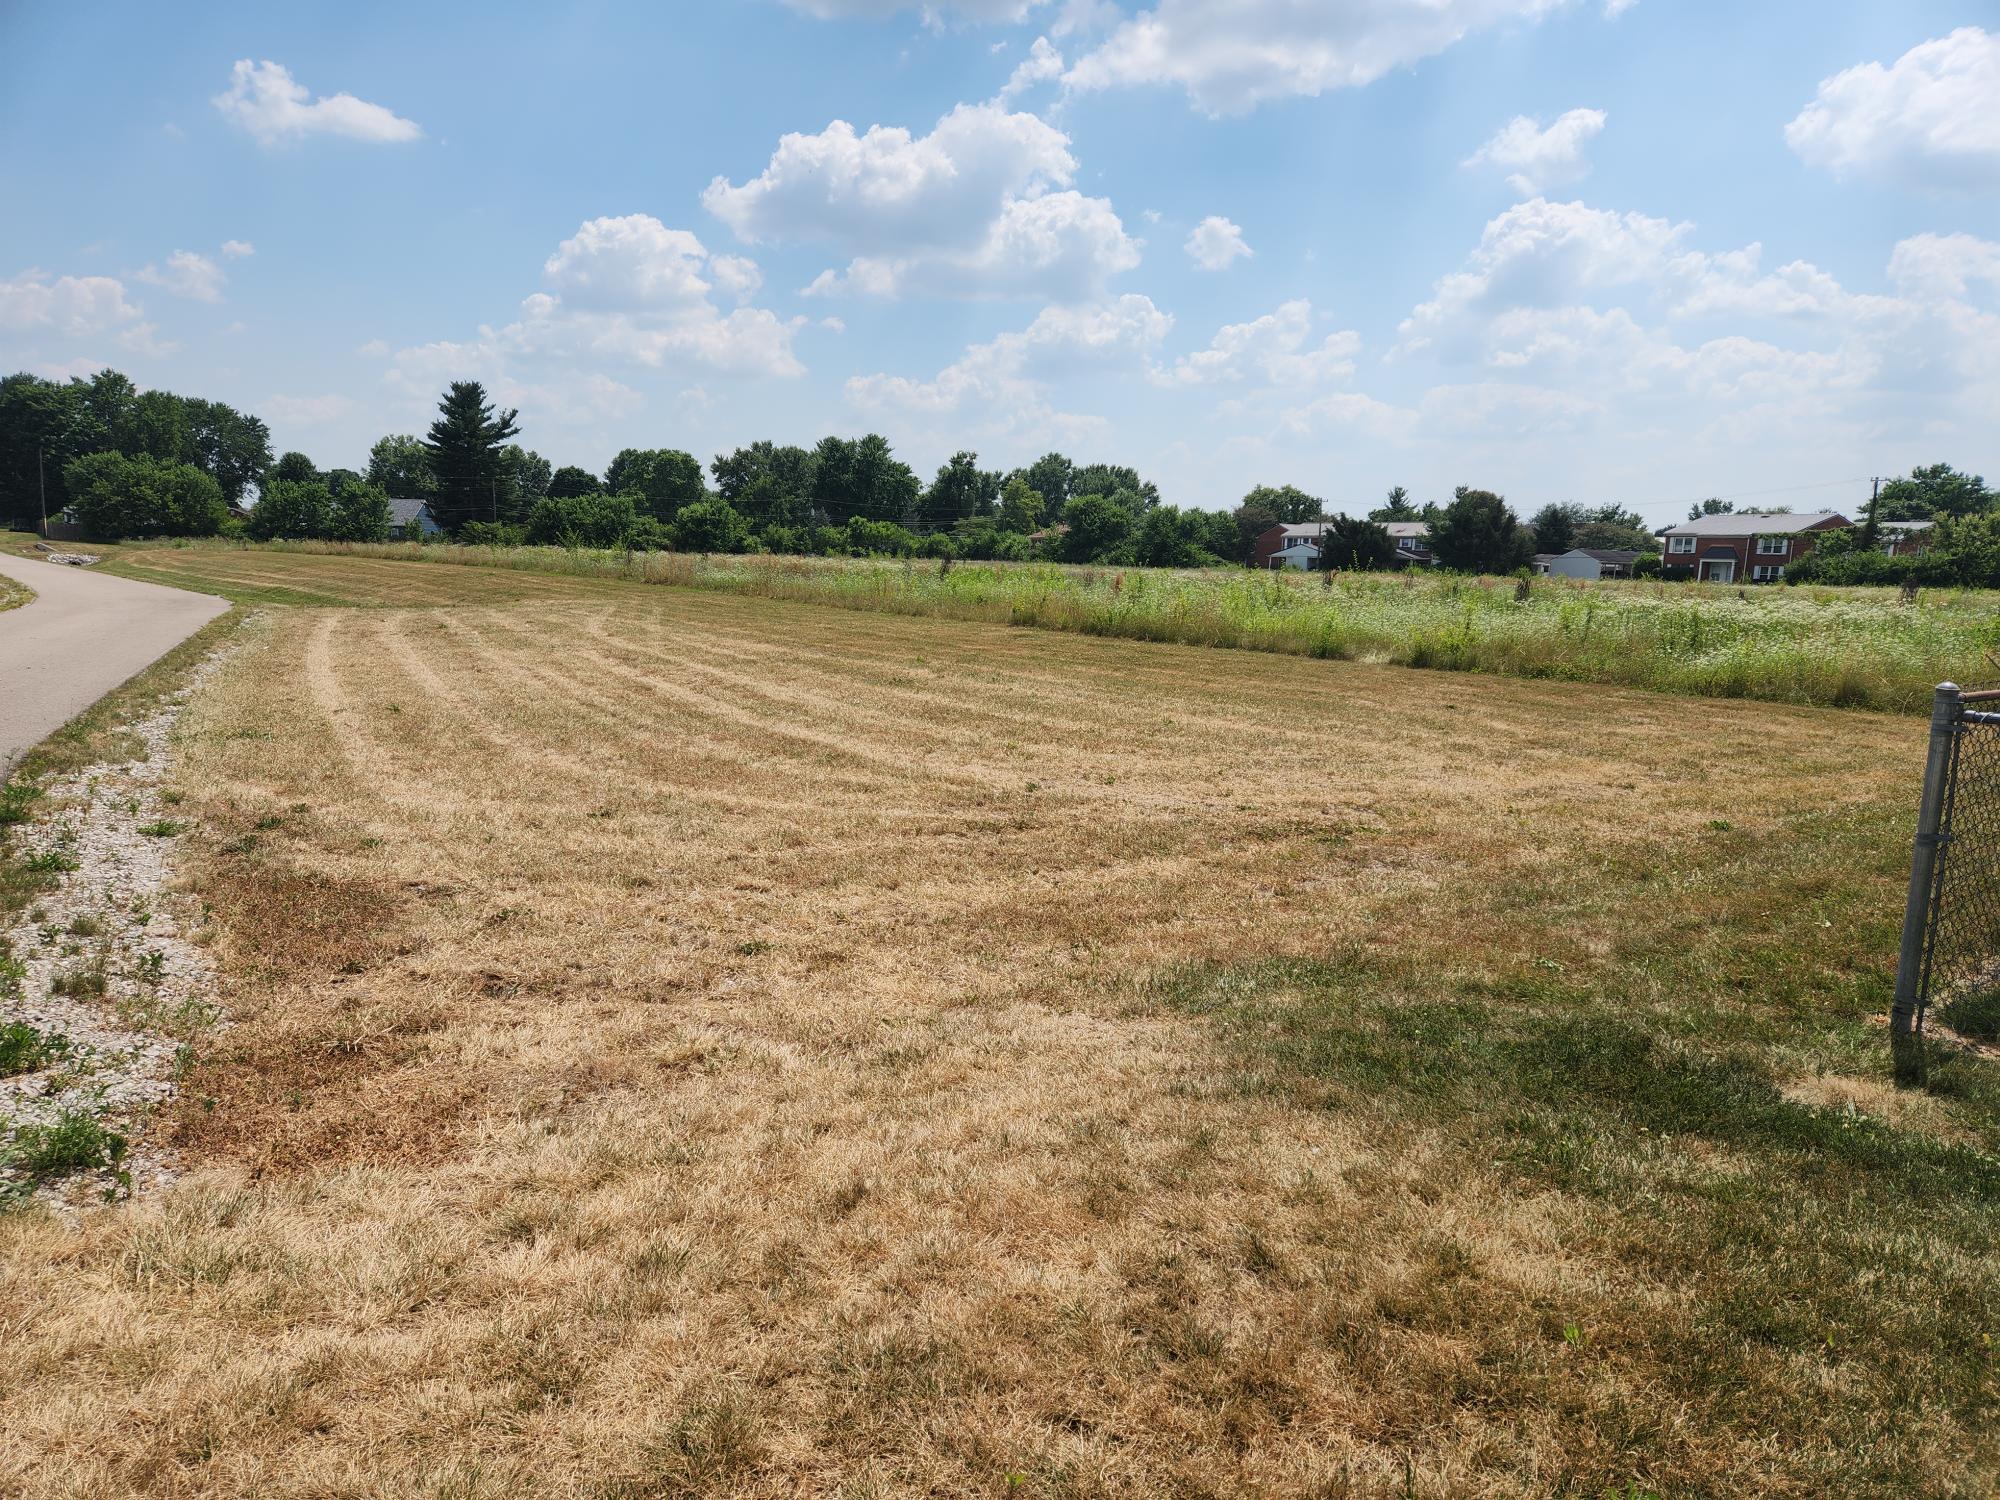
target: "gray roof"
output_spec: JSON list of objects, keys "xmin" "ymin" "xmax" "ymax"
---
[
  {"xmin": 1661, "ymin": 510, "xmax": 1848, "ymax": 538},
  {"xmin": 1881, "ymin": 519, "xmax": 1935, "ymax": 532},
  {"xmin": 1573, "ymin": 548, "xmax": 1640, "ymax": 564},
  {"xmin": 386, "ymin": 496, "xmax": 440, "ymax": 533}
]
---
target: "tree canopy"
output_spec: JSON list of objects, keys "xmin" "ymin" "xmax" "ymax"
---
[
  {"xmin": 1241, "ymin": 483, "xmax": 1323, "ymax": 523},
  {"xmin": 605, "ymin": 447, "xmax": 706, "ymax": 522},
  {"xmin": 1877, "ymin": 463, "xmax": 1991, "ymax": 522},
  {"xmin": 1, "ymin": 369, "xmax": 270, "ymax": 528},
  {"xmin": 1429, "ymin": 487, "xmax": 1534, "ymax": 574}
]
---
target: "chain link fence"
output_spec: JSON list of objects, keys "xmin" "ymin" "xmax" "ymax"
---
[{"xmin": 1893, "ymin": 683, "xmax": 2000, "ymax": 1078}]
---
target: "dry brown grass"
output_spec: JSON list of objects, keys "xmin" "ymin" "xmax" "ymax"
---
[{"xmin": 1, "ymin": 558, "xmax": 1992, "ymax": 1497}]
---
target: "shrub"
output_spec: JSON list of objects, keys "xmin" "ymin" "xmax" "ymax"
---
[
  {"xmin": 673, "ymin": 499, "xmax": 751, "ymax": 554},
  {"xmin": 64, "ymin": 451, "xmax": 229, "ymax": 540},
  {"xmin": 526, "ymin": 492, "xmax": 638, "ymax": 548},
  {"xmin": 458, "ymin": 521, "xmax": 528, "ymax": 547}
]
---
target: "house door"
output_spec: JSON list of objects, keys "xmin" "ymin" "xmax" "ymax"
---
[{"xmin": 1700, "ymin": 559, "xmax": 1735, "ymax": 583}]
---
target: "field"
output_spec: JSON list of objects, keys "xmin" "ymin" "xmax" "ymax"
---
[
  {"xmin": 3, "ymin": 548, "xmax": 1998, "ymax": 1496},
  {"xmin": 100, "ymin": 538, "xmax": 2000, "ymax": 714}
]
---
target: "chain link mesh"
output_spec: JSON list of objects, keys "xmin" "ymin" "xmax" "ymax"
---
[{"xmin": 1922, "ymin": 715, "xmax": 2000, "ymax": 1016}]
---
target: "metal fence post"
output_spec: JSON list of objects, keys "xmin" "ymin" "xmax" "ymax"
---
[{"xmin": 1892, "ymin": 681, "xmax": 1961, "ymax": 1080}]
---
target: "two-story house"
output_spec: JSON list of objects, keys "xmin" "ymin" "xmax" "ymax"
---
[
  {"xmin": 1654, "ymin": 511, "xmax": 1851, "ymax": 583},
  {"xmin": 1252, "ymin": 520, "xmax": 1433, "ymax": 570}
]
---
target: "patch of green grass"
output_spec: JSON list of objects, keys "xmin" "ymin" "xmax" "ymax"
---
[
  {"xmin": 1155, "ymin": 952, "xmax": 2000, "ymax": 1494},
  {"xmin": 0, "ymin": 782, "xmax": 41, "ymax": 827},
  {"xmin": 0, "ymin": 1020, "xmax": 67, "ymax": 1076},
  {"xmin": 5, "ymin": 1109, "xmax": 127, "ymax": 1182},
  {"xmin": 138, "ymin": 819, "xmax": 185, "ymax": 838}
]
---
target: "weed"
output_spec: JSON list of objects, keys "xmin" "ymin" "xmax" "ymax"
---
[
  {"xmin": 52, "ymin": 956, "xmax": 106, "ymax": 998},
  {"xmin": 139, "ymin": 820, "xmax": 185, "ymax": 838},
  {"xmin": 0, "ymin": 781, "xmax": 41, "ymax": 827},
  {"xmin": 7, "ymin": 1109, "xmax": 127, "ymax": 1181},
  {"xmin": 0, "ymin": 1021, "xmax": 67, "ymax": 1076},
  {"xmin": 24, "ymin": 850, "xmax": 78, "ymax": 874}
]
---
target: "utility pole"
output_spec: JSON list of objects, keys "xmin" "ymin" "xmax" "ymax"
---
[
  {"xmin": 1863, "ymin": 475, "xmax": 1882, "ymax": 548},
  {"xmin": 37, "ymin": 442, "xmax": 48, "ymax": 537}
]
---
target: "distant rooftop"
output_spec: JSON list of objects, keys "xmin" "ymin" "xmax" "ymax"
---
[{"xmin": 1661, "ymin": 510, "xmax": 1849, "ymax": 537}]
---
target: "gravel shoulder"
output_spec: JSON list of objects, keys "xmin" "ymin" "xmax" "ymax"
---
[{"xmin": 1, "ymin": 635, "xmax": 238, "ymax": 1210}]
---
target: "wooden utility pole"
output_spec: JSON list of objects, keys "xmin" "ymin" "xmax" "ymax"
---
[{"xmin": 37, "ymin": 442, "xmax": 48, "ymax": 537}]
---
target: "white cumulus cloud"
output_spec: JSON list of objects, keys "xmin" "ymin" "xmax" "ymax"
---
[
  {"xmin": 779, "ymin": 0, "xmax": 1048, "ymax": 18},
  {"xmin": 1158, "ymin": 300, "xmax": 1358, "ymax": 386},
  {"xmin": 386, "ymin": 214, "xmax": 806, "ymax": 405},
  {"xmin": 221, "ymin": 240, "xmax": 255, "ymax": 258},
  {"xmin": 136, "ymin": 249, "xmax": 227, "ymax": 303},
  {"xmin": 213, "ymin": 60, "xmax": 422, "ymax": 146},
  {"xmin": 1064, "ymin": 0, "xmax": 1584, "ymax": 115},
  {"xmin": 1465, "ymin": 108, "xmax": 1606, "ymax": 195},
  {"xmin": 704, "ymin": 103, "xmax": 1138, "ymax": 300},
  {"xmin": 0, "ymin": 269, "xmax": 141, "ymax": 335},
  {"xmin": 1785, "ymin": 28, "xmax": 2000, "ymax": 189},
  {"xmin": 1888, "ymin": 232, "xmax": 2000, "ymax": 300},
  {"xmin": 848, "ymin": 293, "xmax": 1169, "ymax": 441},
  {"xmin": 1184, "ymin": 215, "xmax": 1252, "ymax": 271},
  {"xmin": 1001, "ymin": 35, "xmax": 1066, "ymax": 98}
]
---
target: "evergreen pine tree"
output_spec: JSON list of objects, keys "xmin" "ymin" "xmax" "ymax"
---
[{"xmin": 422, "ymin": 381, "xmax": 520, "ymax": 533}]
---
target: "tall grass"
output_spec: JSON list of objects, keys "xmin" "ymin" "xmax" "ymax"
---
[{"xmin": 193, "ymin": 538, "xmax": 2000, "ymax": 712}]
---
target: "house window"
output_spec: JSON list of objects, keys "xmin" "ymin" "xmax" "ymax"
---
[
  {"xmin": 1755, "ymin": 536, "xmax": 1788, "ymax": 555},
  {"xmin": 1667, "ymin": 535, "xmax": 1696, "ymax": 554},
  {"xmin": 1752, "ymin": 564, "xmax": 1785, "ymax": 582}
]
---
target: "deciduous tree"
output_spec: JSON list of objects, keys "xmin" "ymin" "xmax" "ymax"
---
[{"xmin": 1428, "ymin": 487, "xmax": 1534, "ymax": 574}]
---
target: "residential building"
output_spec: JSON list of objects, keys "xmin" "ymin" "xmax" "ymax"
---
[
  {"xmin": 1251, "ymin": 520, "xmax": 1433, "ymax": 570},
  {"xmin": 387, "ymin": 496, "xmax": 443, "ymax": 540},
  {"xmin": 1654, "ymin": 511, "xmax": 1851, "ymax": 583},
  {"xmin": 1530, "ymin": 547, "xmax": 1642, "ymax": 580},
  {"xmin": 1879, "ymin": 519, "xmax": 1935, "ymax": 556}
]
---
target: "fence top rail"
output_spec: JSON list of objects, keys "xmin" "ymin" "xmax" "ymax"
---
[{"xmin": 1960, "ymin": 688, "xmax": 2000, "ymax": 703}]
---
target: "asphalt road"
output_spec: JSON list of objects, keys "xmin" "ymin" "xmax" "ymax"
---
[{"xmin": 0, "ymin": 553, "xmax": 229, "ymax": 774}]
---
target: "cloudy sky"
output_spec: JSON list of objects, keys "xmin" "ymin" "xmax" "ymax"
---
[{"xmin": 3, "ymin": 1, "xmax": 1997, "ymax": 524}]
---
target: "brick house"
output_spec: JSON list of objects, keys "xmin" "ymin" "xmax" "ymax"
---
[
  {"xmin": 1655, "ymin": 511, "xmax": 1852, "ymax": 583},
  {"xmin": 1879, "ymin": 519, "xmax": 1935, "ymax": 556}
]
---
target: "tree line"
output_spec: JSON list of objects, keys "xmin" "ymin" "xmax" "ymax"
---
[{"xmin": 12, "ymin": 368, "xmax": 1977, "ymax": 585}]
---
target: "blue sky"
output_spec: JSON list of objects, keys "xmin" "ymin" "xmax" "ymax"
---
[{"xmin": 3, "ymin": 0, "xmax": 1997, "ymax": 525}]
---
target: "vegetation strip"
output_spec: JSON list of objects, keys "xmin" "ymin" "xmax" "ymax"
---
[
  {"xmin": 104, "ymin": 537, "xmax": 2000, "ymax": 714},
  {"xmin": 0, "ymin": 622, "xmax": 239, "ymax": 1208}
]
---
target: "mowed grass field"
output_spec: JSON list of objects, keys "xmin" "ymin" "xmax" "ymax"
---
[{"xmin": 4, "ymin": 548, "xmax": 1998, "ymax": 1497}]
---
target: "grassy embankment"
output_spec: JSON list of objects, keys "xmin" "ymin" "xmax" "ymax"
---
[
  {"xmin": 101, "ymin": 537, "xmax": 2000, "ymax": 714},
  {"xmin": 0, "ymin": 574, "xmax": 31, "ymax": 612},
  {"xmin": 1, "ymin": 549, "xmax": 1995, "ymax": 1495}
]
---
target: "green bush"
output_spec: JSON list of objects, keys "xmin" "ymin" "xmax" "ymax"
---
[
  {"xmin": 525, "ymin": 492, "xmax": 638, "ymax": 548},
  {"xmin": 63, "ymin": 451, "xmax": 228, "ymax": 540},
  {"xmin": 672, "ymin": 499, "xmax": 751, "ymax": 554}
]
